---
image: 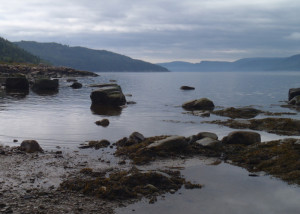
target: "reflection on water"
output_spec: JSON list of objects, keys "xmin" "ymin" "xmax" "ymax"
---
[{"xmin": 90, "ymin": 104, "xmax": 123, "ymax": 116}]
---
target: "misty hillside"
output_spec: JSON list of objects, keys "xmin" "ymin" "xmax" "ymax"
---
[
  {"xmin": 158, "ymin": 55, "xmax": 300, "ymax": 72},
  {"xmin": 14, "ymin": 41, "xmax": 168, "ymax": 72},
  {"xmin": 0, "ymin": 37, "xmax": 41, "ymax": 64}
]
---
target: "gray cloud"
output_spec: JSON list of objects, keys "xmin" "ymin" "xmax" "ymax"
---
[{"xmin": 1, "ymin": 0, "xmax": 300, "ymax": 62}]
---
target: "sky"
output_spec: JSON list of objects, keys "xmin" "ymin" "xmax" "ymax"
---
[{"xmin": 1, "ymin": 0, "xmax": 300, "ymax": 63}]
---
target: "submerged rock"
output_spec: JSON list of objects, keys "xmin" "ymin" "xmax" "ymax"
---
[
  {"xmin": 212, "ymin": 107, "xmax": 262, "ymax": 119},
  {"xmin": 222, "ymin": 131, "xmax": 261, "ymax": 145},
  {"xmin": 180, "ymin": 86, "xmax": 195, "ymax": 90},
  {"xmin": 288, "ymin": 88, "xmax": 300, "ymax": 101},
  {"xmin": 182, "ymin": 98, "xmax": 215, "ymax": 111},
  {"xmin": 20, "ymin": 140, "xmax": 43, "ymax": 153},
  {"xmin": 90, "ymin": 84, "xmax": 126, "ymax": 106}
]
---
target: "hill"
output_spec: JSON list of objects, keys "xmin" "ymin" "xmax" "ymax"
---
[
  {"xmin": 14, "ymin": 41, "xmax": 168, "ymax": 72},
  {"xmin": 158, "ymin": 55, "xmax": 300, "ymax": 72},
  {"xmin": 0, "ymin": 37, "xmax": 41, "ymax": 64}
]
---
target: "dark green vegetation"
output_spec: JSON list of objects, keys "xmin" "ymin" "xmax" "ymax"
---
[
  {"xmin": 159, "ymin": 55, "xmax": 300, "ymax": 72},
  {"xmin": 14, "ymin": 41, "xmax": 168, "ymax": 72},
  {"xmin": 60, "ymin": 168, "xmax": 201, "ymax": 202},
  {"xmin": 0, "ymin": 37, "xmax": 41, "ymax": 64}
]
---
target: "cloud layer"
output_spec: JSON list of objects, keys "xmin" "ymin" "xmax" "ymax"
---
[{"xmin": 1, "ymin": 0, "xmax": 300, "ymax": 62}]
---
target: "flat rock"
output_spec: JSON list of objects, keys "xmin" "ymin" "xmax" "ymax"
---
[
  {"xmin": 212, "ymin": 107, "xmax": 262, "ymax": 119},
  {"xmin": 182, "ymin": 98, "xmax": 215, "ymax": 111},
  {"xmin": 147, "ymin": 136, "xmax": 187, "ymax": 150},
  {"xmin": 195, "ymin": 137, "xmax": 220, "ymax": 147},
  {"xmin": 222, "ymin": 131, "xmax": 261, "ymax": 145}
]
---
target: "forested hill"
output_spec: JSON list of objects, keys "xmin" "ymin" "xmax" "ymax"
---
[
  {"xmin": 0, "ymin": 37, "xmax": 41, "ymax": 64},
  {"xmin": 14, "ymin": 41, "xmax": 168, "ymax": 72}
]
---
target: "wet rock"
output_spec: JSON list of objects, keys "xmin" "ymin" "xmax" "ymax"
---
[
  {"xmin": 195, "ymin": 137, "xmax": 221, "ymax": 148},
  {"xmin": 222, "ymin": 131, "xmax": 261, "ymax": 145},
  {"xmin": 182, "ymin": 98, "xmax": 214, "ymax": 111},
  {"xmin": 20, "ymin": 140, "xmax": 43, "ymax": 153},
  {"xmin": 288, "ymin": 95, "xmax": 300, "ymax": 106},
  {"xmin": 90, "ymin": 84, "xmax": 126, "ymax": 106},
  {"xmin": 5, "ymin": 77, "xmax": 29, "ymax": 91},
  {"xmin": 196, "ymin": 132, "xmax": 218, "ymax": 140},
  {"xmin": 129, "ymin": 132, "xmax": 145, "ymax": 144},
  {"xmin": 288, "ymin": 88, "xmax": 300, "ymax": 100},
  {"xmin": 212, "ymin": 107, "xmax": 262, "ymax": 119},
  {"xmin": 90, "ymin": 104, "xmax": 122, "ymax": 116},
  {"xmin": 32, "ymin": 79, "xmax": 59, "ymax": 93},
  {"xmin": 95, "ymin": 119, "xmax": 110, "ymax": 127},
  {"xmin": 147, "ymin": 136, "xmax": 188, "ymax": 150},
  {"xmin": 180, "ymin": 86, "xmax": 195, "ymax": 90},
  {"xmin": 70, "ymin": 82, "xmax": 82, "ymax": 89},
  {"xmin": 66, "ymin": 79, "xmax": 77, "ymax": 82},
  {"xmin": 80, "ymin": 140, "xmax": 110, "ymax": 150}
]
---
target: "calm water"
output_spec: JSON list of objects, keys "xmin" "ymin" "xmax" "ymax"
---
[{"xmin": 1, "ymin": 71, "xmax": 300, "ymax": 213}]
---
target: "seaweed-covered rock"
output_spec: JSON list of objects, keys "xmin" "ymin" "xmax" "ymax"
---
[
  {"xmin": 79, "ymin": 140, "xmax": 110, "ymax": 149},
  {"xmin": 147, "ymin": 136, "xmax": 188, "ymax": 150},
  {"xmin": 289, "ymin": 88, "xmax": 300, "ymax": 101},
  {"xmin": 212, "ymin": 107, "xmax": 262, "ymax": 119},
  {"xmin": 5, "ymin": 77, "xmax": 29, "ymax": 91},
  {"xmin": 32, "ymin": 79, "xmax": 59, "ymax": 92},
  {"xmin": 289, "ymin": 95, "xmax": 300, "ymax": 106},
  {"xmin": 180, "ymin": 86, "xmax": 195, "ymax": 90},
  {"xmin": 90, "ymin": 84, "xmax": 126, "ymax": 106},
  {"xmin": 182, "ymin": 98, "xmax": 214, "ymax": 111},
  {"xmin": 20, "ymin": 140, "xmax": 43, "ymax": 153},
  {"xmin": 222, "ymin": 131, "xmax": 261, "ymax": 145}
]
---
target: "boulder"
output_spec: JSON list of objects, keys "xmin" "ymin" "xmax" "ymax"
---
[
  {"xmin": 129, "ymin": 132, "xmax": 145, "ymax": 144},
  {"xmin": 180, "ymin": 86, "xmax": 195, "ymax": 90},
  {"xmin": 70, "ymin": 82, "xmax": 82, "ymax": 89},
  {"xmin": 222, "ymin": 131, "xmax": 261, "ymax": 145},
  {"xmin": 196, "ymin": 132, "xmax": 218, "ymax": 140},
  {"xmin": 32, "ymin": 79, "xmax": 59, "ymax": 92},
  {"xmin": 90, "ymin": 84, "xmax": 126, "ymax": 106},
  {"xmin": 5, "ymin": 77, "xmax": 29, "ymax": 91},
  {"xmin": 195, "ymin": 137, "xmax": 221, "ymax": 148},
  {"xmin": 288, "ymin": 95, "xmax": 300, "ymax": 106},
  {"xmin": 20, "ymin": 140, "xmax": 43, "ymax": 153},
  {"xmin": 289, "ymin": 88, "xmax": 300, "ymax": 101},
  {"xmin": 95, "ymin": 119, "xmax": 110, "ymax": 127},
  {"xmin": 182, "ymin": 98, "xmax": 215, "ymax": 111},
  {"xmin": 147, "ymin": 136, "xmax": 188, "ymax": 150}
]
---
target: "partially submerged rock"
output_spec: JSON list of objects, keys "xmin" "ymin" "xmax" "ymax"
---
[
  {"xmin": 95, "ymin": 119, "xmax": 110, "ymax": 127},
  {"xmin": 182, "ymin": 98, "xmax": 215, "ymax": 111},
  {"xmin": 212, "ymin": 107, "xmax": 262, "ymax": 119},
  {"xmin": 32, "ymin": 79, "xmax": 59, "ymax": 93},
  {"xmin": 180, "ymin": 86, "xmax": 195, "ymax": 90},
  {"xmin": 288, "ymin": 88, "xmax": 300, "ymax": 101},
  {"xmin": 222, "ymin": 131, "xmax": 261, "ymax": 145},
  {"xmin": 70, "ymin": 82, "xmax": 82, "ymax": 89},
  {"xmin": 19, "ymin": 140, "xmax": 43, "ymax": 153},
  {"xmin": 79, "ymin": 140, "xmax": 110, "ymax": 149},
  {"xmin": 5, "ymin": 77, "xmax": 29, "ymax": 92},
  {"xmin": 90, "ymin": 84, "xmax": 126, "ymax": 106}
]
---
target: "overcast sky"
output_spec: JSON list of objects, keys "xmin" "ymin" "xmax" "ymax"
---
[{"xmin": 1, "ymin": 0, "xmax": 300, "ymax": 63}]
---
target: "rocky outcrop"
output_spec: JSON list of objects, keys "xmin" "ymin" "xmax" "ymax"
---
[
  {"xmin": 289, "ymin": 88, "xmax": 300, "ymax": 101},
  {"xmin": 222, "ymin": 131, "xmax": 261, "ymax": 145},
  {"xmin": 182, "ymin": 98, "xmax": 215, "ymax": 111},
  {"xmin": 5, "ymin": 77, "xmax": 29, "ymax": 91},
  {"xmin": 180, "ymin": 86, "xmax": 195, "ymax": 90},
  {"xmin": 90, "ymin": 84, "xmax": 126, "ymax": 106},
  {"xmin": 19, "ymin": 140, "xmax": 43, "ymax": 153},
  {"xmin": 32, "ymin": 79, "xmax": 59, "ymax": 93},
  {"xmin": 289, "ymin": 95, "xmax": 300, "ymax": 106}
]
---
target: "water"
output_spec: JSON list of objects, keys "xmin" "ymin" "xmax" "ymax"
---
[{"xmin": 1, "ymin": 71, "xmax": 300, "ymax": 213}]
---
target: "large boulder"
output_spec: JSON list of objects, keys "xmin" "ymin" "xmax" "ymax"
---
[
  {"xmin": 182, "ymin": 98, "xmax": 215, "ymax": 111},
  {"xmin": 147, "ymin": 136, "xmax": 188, "ymax": 150},
  {"xmin": 20, "ymin": 140, "xmax": 43, "ymax": 153},
  {"xmin": 288, "ymin": 95, "xmax": 300, "ymax": 106},
  {"xmin": 289, "ymin": 88, "xmax": 300, "ymax": 101},
  {"xmin": 90, "ymin": 84, "xmax": 126, "ymax": 106},
  {"xmin": 5, "ymin": 77, "xmax": 29, "ymax": 91},
  {"xmin": 32, "ymin": 79, "xmax": 59, "ymax": 93},
  {"xmin": 222, "ymin": 131, "xmax": 261, "ymax": 145}
]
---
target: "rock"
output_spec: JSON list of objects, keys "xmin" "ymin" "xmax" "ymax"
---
[
  {"xmin": 288, "ymin": 95, "xmax": 300, "ymax": 106},
  {"xmin": 90, "ymin": 84, "xmax": 126, "ymax": 106},
  {"xmin": 129, "ymin": 132, "xmax": 145, "ymax": 144},
  {"xmin": 195, "ymin": 137, "xmax": 220, "ymax": 148},
  {"xmin": 20, "ymin": 140, "xmax": 43, "ymax": 153},
  {"xmin": 70, "ymin": 82, "xmax": 82, "ymax": 89},
  {"xmin": 88, "ymin": 140, "xmax": 110, "ymax": 149},
  {"xmin": 212, "ymin": 107, "xmax": 262, "ymax": 119},
  {"xmin": 222, "ymin": 131, "xmax": 261, "ymax": 145},
  {"xmin": 32, "ymin": 79, "xmax": 59, "ymax": 92},
  {"xmin": 147, "ymin": 136, "xmax": 188, "ymax": 150},
  {"xmin": 182, "ymin": 98, "xmax": 215, "ymax": 111},
  {"xmin": 127, "ymin": 101, "xmax": 137, "ymax": 105},
  {"xmin": 196, "ymin": 132, "xmax": 218, "ymax": 140},
  {"xmin": 95, "ymin": 119, "xmax": 110, "ymax": 127},
  {"xmin": 5, "ymin": 77, "xmax": 29, "ymax": 91},
  {"xmin": 66, "ymin": 79, "xmax": 78, "ymax": 82},
  {"xmin": 289, "ymin": 88, "xmax": 300, "ymax": 101},
  {"xmin": 180, "ymin": 86, "xmax": 195, "ymax": 90}
]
